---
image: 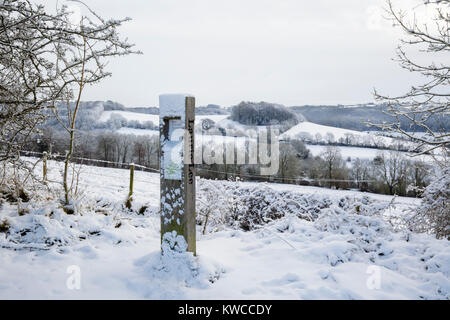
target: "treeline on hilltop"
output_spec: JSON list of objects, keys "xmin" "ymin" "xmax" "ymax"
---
[{"xmin": 230, "ymin": 101, "xmax": 302, "ymax": 131}]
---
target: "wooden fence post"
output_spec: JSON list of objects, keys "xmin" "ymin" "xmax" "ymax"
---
[
  {"xmin": 42, "ymin": 152, "xmax": 48, "ymax": 183},
  {"xmin": 159, "ymin": 94, "xmax": 196, "ymax": 255},
  {"xmin": 126, "ymin": 163, "xmax": 134, "ymax": 209}
]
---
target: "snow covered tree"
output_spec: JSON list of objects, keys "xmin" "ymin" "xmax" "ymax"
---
[
  {"xmin": 0, "ymin": 0, "xmax": 61, "ymax": 163},
  {"xmin": 0, "ymin": 1, "xmax": 139, "ymax": 201},
  {"xmin": 47, "ymin": 2, "xmax": 139, "ymax": 211},
  {"xmin": 370, "ymin": 0, "xmax": 449, "ymax": 238},
  {"xmin": 370, "ymin": 0, "xmax": 449, "ymax": 158},
  {"xmin": 408, "ymin": 167, "xmax": 449, "ymax": 239}
]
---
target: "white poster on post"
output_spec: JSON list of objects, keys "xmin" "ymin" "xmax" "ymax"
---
[{"xmin": 163, "ymin": 119, "xmax": 183, "ymax": 180}]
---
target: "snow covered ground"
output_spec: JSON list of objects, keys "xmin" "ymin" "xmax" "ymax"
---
[
  {"xmin": 305, "ymin": 144, "xmax": 437, "ymax": 163},
  {"xmin": 117, "ymin": 127, "xmax": 159, "ymax": 136},
  {"xmin": 99, "ymin": 111, "xmax": 160, "ymax": 124},
  {"xmin": 0, "ymin": 160, "xmax": 448, "ymax": 299},
  {"xmin": 282, "ymin": 122, "xmax": 364, "ymax": 141},
  {"xmin": 100, "ymin": 111, "xmax": 431, "ymax": 163},
  {"xmin": 281, "ymin": 121, "xmax": 396, "ymax": 147},
  {"xmin": 99, "ymin": 110, "xmax": 228, "ymax": 127}
]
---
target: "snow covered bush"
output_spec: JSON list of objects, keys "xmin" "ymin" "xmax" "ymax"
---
[
  {"xmin": 408, "ymin": 168, "xmax": 449, "ymax": 240},
  {"xmin": 197, "ymin": 179, "xmax": 388, "ymax": 233}
]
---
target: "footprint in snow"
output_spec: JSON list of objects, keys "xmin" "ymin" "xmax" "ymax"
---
[
  {"xmin": 240, "ymin": 244, "xmax": 264, "ymax": 252},
  {"xmin": 261, "ymin": 273, "xmax": 303, "ymax": 287},
  {"xmin": 75, "ymin": 245, "xmax": 98, "ymax": 259}
]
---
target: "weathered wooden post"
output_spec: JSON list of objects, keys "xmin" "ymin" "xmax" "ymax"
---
[
  {"xmin": 42, "ymin": 152, "xmax": 48, "ymax": 183},
  {"xmin": 159, "ymin": 94, "xmax": 196, "ymax": 255},
  {"xmin": 126, "ymin": 163, "xmax": 134, "ymax": 209}
]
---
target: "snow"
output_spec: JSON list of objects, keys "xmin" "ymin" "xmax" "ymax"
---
[
  {"xmin": 99, "ymin": 111, "xmax": 159, "ymax": 125},
  {"xmin": 282, "ymin": 121, "xmax": 362, "ymax": 140},
  {"xmin": 100, "ymin": 110, "xmax": 229, "ymax": 127},
  {"xmin": 281, "ymin": 121, "xmax": 395, "ymax": 146},
  {"xmin": 117, "ymin": 128, "xmax": 158, "ymax": 136},
  {"xmin": 305, "ymin": 144, "xmax": 437, "ymax": 163},
  {"xmin": 196, "ymin": 115, "xmax": 229, "ymax": 124},
  {"xmin": 199, "ymin": 134, "xmax": 250, "ymax": 149},
  {"xmin": 306, "ymin": 145, "xmax": 381, "ymax": 161},
  {"xmin": 159, "ymin": 94, "xmax": 193, "ymax": 123},
  {"xmin": 0, "ymin": 159, "xmax": 448, "ymax": 299},
  {"xmin": 99, "ymin": 107, "xmax": 229, "ymax": 142}
]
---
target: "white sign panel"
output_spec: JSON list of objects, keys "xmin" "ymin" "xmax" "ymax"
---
[{"xmin": 163, "ymin": 119, "xmax": 183, "ymax": 180}]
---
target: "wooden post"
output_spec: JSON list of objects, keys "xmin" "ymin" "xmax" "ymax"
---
[
  {"xmin": 42, "ymin": 152, "xmax": 48, "ymax": 183},
  {"xmin": 126, "ymin": 163, "xmax": 134, "ymax": 209},
  {"xmin": 160, "ymin": 94, "xmax": 196, "ymax": 255}
]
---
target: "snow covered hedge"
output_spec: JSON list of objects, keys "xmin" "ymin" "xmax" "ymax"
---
[
  {"xmin": 197, "ymin": 179, "xmax": 391, "ymax": 233},
  {"xmin": 408, "ymin": 168, "xmax": 450, "ymax": 240}
]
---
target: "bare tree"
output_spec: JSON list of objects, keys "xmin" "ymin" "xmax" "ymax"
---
[
  {"xmin": 0, "ymin": 0, "xmax": 63, "ymax": 163},
  {"xmin": 408, "ymin": 167, "xmax": 449, "ymax": 239},
  {"xmin": 320, "ymin": 146, "xmax": 344, "ymax": 188},
  {"xmin": 373, "ymin": 151, "xmax": 408, "ymax": 195},
  {"xmin": 352, "ymin": 158, "xmax": 371, "ymax": 191},
  {"xmin": 369, "ymin": 0, "xmax": 449, "ymax": 160},
  {"xmin": 369, "ymin": 0, "xmax": 449, "ymax": 238},
  {"xmin": 1, "ymin": 1, "xmax": 139, "ymax": 211},
  {"xmin": 46, "ymin": 1, "xmax": 140, "ymax": 211},
  {"xmin": 278, "ymin": 143, "xmax": 299, "ymax": 183}
]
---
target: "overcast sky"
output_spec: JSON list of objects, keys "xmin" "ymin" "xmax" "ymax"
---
[{"xmin": 47, "ymin": 0, "xmax": 430, "ymax": 108}]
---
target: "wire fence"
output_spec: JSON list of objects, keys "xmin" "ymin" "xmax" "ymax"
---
[
  {"xmin": 19, "ymin": 150, "xmax": 374, "ymax": 186},
  {"xmin": 196, "ymin": 167, "xmax": 375, "ymax": 183},
  {"xmin": 19, "ymin": 150, "xmax": 159, "ymax": 173}
]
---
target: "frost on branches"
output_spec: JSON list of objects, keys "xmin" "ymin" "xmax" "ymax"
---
[
  {"xmin": 409, "ymin": 168, "xmax": 450, "ymax": 239},
  {"xmin": 197, "ymin": 179, "xmax": 393, "ymax": 233}
]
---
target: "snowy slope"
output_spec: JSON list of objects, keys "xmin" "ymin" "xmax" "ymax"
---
[
  {"xmin": 281, "ymin": 121, "xmax": 393, "ymax": 145},
  {"xmin": 99, "ymin": 111, "xmax": 159, "ymax": 124},
  {"xmin": 0, "ymin": 160, "xmax": 448, "ymax": 299},
  {"xmin": 282, "ymin": 121, "xmax": 363, "ymax": 140},
  {"xmin": 305, "ymin": 144, "xmax": 437, "ymax": 163},
  {"xmin": 101, "ymin": 112, "xmax": 424, "ymax": 162},
  {"xmin": 117, "ymin": 128, "xmax": 159, "ymax": 136},
  {"xmin": 99, "ymin": 110, "xmax": 229, "ymax": 127}
]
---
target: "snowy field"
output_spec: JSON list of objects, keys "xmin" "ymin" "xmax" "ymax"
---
[
  {"xmin": 99, "ymin": 111, "xmax": 160, "ymax": 124},
  {"xmin": 282, "ymin": 122, "xmax": 365, "ymax": 141},
  {"xmin": 99, "ymin": 110, "xmax": 229, "ymax": 127},
  {"xmin": 305, "ymin": 144, "xmax": 437, "ymax": 163},
  {"xmin": 0, "ymin": 159, "xmax": 448, "ymax": 299},
  {"xmin": 100, "ymin": 111, "xmax": 429, "ymax": 163},
  {"xmin": 281, "ymin": 121, "xmax": 397, "ymax": 147},
  {"xmin": 117, "ymin": 127, "xmax": 159, "ymax": 136}
]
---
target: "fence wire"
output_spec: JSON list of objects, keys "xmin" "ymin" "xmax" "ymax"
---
[{"xmin": 19, "ymin": 150, "xmax": 374, "ymax": 185}]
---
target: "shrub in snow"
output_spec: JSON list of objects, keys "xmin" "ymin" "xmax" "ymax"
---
[
  {"xmin": 197, "ymin": 179, "xmax": 386, "ymax": 233},
  {"xmin": 313, "ymin": 204, "xmax": 395, "ymax": 262},
  {"xmin": 408, "ymin": 167, "xmax": 449, "ymax": 240},
  {"xmin": 0, "ymin": 219, "xmax": 10, "ymax": 233}
]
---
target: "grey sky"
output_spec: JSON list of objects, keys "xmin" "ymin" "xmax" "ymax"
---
[{"xmin": 54, "ymin": 0, "xmax": 427, "ymax": 108}]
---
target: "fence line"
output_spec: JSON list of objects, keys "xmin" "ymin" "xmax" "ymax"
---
[
  {"xmin": 19, "ymin": 150, "xmax": 159, "ymax": 173},
  {"xmin": 196, "ymin": 167, "xmax": 375, "ymax": 183},
  {"xmin": 20, "ymin": 150, "xmax": 374, "ymax": 185}
]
